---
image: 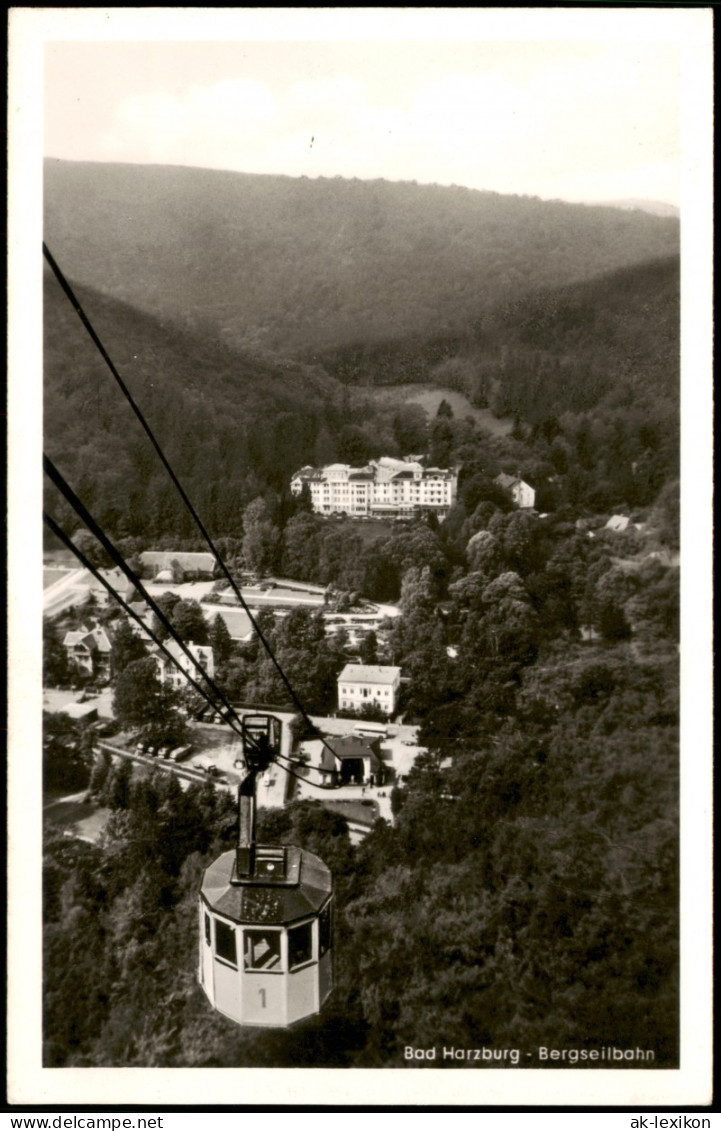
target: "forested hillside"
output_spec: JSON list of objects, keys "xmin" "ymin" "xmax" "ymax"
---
[
  {"xmin": 43, "ymin": 268, "xmax": 344, "ymax": 536},
  {"xmin": 320, "ymin": 255, "xmax": 679, "ymax": 420},
  {"xmin": 44, "ymin": 161, "xmax": 679, "ymax": 354}
]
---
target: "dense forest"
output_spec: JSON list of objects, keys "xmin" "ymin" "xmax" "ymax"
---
[
  {"xmin": 44, "ymin": 161, "xmax": 678, "ymax": 355},
  {"xmin": 43, "ymin": 164, "xmax": 680, "ymax": 1070}
]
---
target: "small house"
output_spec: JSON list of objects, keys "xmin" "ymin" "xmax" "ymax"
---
[
  {"xmin": 316, "ymin": 735, "xmax": 385, "ymax": 787},
  {"xmin": 63, "ymin": 624, "xmax": 111, "ymax": 677},
  {"xmin": 152, "ymin": 640, "xmax": 215, "ymax": 691},
  {"xmin": 495, "ymin": 473, "xmax": 536, "ymax": 510},
  {"xmin": 605, "ymin": 515, "xmax": 631, "ymax": 533}
]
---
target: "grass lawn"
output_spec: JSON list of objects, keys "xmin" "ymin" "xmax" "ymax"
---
[
  {"xmin": 44, "ymin": 793, "xmax": 110, "ymax": 843},
  {"xmin": 357, "ymin": 383, "xmax": 513, "ymax": 437},
  {"xmin": 318, "ymin": 798, "xmax": 380, "ymax": 826}
]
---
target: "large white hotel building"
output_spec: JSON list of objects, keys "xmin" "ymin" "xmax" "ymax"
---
[{"xmin": 290, "ymin": 457, "xmax": 458, "ymax": 520}]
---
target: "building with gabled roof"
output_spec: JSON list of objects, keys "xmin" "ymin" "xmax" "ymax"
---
[
  {"xmin": 495, "ymin": 473, "xmax": 536, "ymax": 509},
  {"xmin": 337, "ymin": 663, "xmax": 401, "ymax": 716},
  {"xmin": 151, "ymin": 640, "xmax": 215, "ymax": 691},
  {"xmin": 302, "ymin": 735, "xmax": 385, "ymax": 787},
  {"xmin": 63, "ymin": 623, "xmax": 112, "ymax": 676}
]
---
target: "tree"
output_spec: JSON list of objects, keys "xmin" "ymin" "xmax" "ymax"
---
[
  {"xmin": 209, "ymin": 614, "xmax": 233, "ymax": 667},
  {"xmin": 171, "ymin": 599, "xmax": 209, "ymax": 645},
  {"xmin": 466, "ymin": 530, "xmax": 504, "ymax": 578},
  {"xmin": 44, "ymin": 620, "xmax": 71, "ymax": 687},
  {"xmin": 71, "ymin": 529, "xmax": 113, "ymax": 570},
  {"xmin": 428, "ymin": 418, "xmax": 454, "ymax": 467},
  {"xmin": 150, "ymin": 591, "xmax": 181, "ymax": 642},
  {"xmin": 593, "ymin": 567, "xmax": 637, "ymax": 641},
  {"xmin": 108, "ymin": 758, "xmax": 134, "ymax": 810},
  {"xmin": 112, "ymin": 657, "xmax": 186, "ymax": 741},
  {"xmin": 359, "ymin": 630, "xmax": 378, "ymax": 666},
  {"xmin": 242, "ymin": 497, "xmax": 281, "ymax": 575},
  {"xmin": 169, "ymin": 558, "xmax": 185, "ymax": 584},
  {"xmin": 282, "ymin": 512, "xmax": 321, "ymax": 581},
  {"xmin": 647, "ymin": 479, "xmax": 680, "ymax": 552},
  {"xmin": 43, "ymin": 712, "xmax": 95, "ymax": 792},
  {"xmin": 88, "ymin": 749, "xmax": 112, "ymax": 798},
  {"xmin": 626, "ymin": 562, "xmax": 679, "ymax": 647},
  {"xmin": 110, "ymin": 619, "xmax": 148, "ymax": 681},
  {"xmin": 392, "ymin": 403, "xmax": 428, "ymax": 454},
  {"xmin": 453, "ymin": 571, "xmax": 539, "ymax": 676}
]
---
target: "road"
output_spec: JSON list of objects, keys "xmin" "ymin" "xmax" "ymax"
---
[{"xmin": 42, "ymin": 568, "xmax": 94, "ymax": 619}]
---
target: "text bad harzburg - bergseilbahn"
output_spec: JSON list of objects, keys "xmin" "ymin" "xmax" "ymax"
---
[{"xmin": 405, "ymin": 1045, "xmax": 656, "ymax": 1064}]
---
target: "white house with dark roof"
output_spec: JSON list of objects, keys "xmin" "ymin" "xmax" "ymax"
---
[
  {"xmin": 495, "ymin": 473, "xmax": 536, "ymax": 509},
  {"xmin": 301, "ymin": 735, "xmax": 386, "ymax": 787},
  {"xmin": 63, "ymin": 624, "xmax": 112, "ymax": 677},
  {"xmin": 337, "ymin": 663, "xmax": 401, "ymax": 716},
  {"xmin": 152, "ymin": 640, "xmax": 215, "ymax": 691}
]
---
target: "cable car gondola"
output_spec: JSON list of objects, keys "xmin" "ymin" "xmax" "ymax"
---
[{"xmin": 198, "ymin": 715, "xmax": 334, "ymax": 1028}]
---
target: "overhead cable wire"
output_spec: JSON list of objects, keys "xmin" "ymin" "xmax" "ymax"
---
[
  {"xmin": 43, "ymin": 242, "xmax": 342, "ymax": 765},
  {"xmin": 43, "ymin": 454, "xmax": 245, "ymax": 739},
  {"xmin": 271, "ymin": 752, "xmax": 336, "ymax": 792},
  {"xmin": 273, "ymin": 749, "xmax": 338, "ymax": 791},
  {"xmin": 43, "ymin": 509, "xmax": 245, "ymax": 731}
]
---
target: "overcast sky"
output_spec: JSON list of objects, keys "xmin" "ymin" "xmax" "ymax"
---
[{"xmin": 41, "ymin": 12, "xmax": 684, "ymax": 206}]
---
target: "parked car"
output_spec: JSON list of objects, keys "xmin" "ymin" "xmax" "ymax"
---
[
  {"xmin": 170, "ymin": 744, "xmax": 192, "ymax": 762},
  {"xmin": 194, "ymin": 757, "xmax": 222, "ymax": 777}
]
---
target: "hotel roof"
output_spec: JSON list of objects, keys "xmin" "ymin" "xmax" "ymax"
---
[{"xmin": 338, "ymin": 663, "xmax": 401, "ymax": 685}]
